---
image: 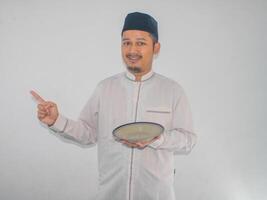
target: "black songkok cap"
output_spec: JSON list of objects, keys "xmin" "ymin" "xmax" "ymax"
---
[{"xmin": 121, "ymin": 12, "xmax": 158, "ymax": 42}]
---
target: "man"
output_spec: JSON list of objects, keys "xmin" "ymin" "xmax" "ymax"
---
[{"xmin": 31, "ymin": 12, "xmax": 196, "ymax": 200}]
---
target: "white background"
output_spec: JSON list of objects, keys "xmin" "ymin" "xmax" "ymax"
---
[{"xmin": 0, "ymin": 0, "xmax": 266, "ymax": 199}]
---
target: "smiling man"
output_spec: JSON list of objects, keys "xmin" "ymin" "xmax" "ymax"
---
[
  {"xmin": 121, "ymin": 13, "xmax": 160, "ymax": 82},
  {"xmin": 122, "ymin": 29, "xmax": 159, "ymax": 78},
  {"xmin": 31, "ymin": 12, "xmax": 196, "ymax": 200}
]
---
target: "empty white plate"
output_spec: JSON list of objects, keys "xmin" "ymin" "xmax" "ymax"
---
[{"xmin": 113, "ymin": 122, "xmax": 164, "ymax": 143}]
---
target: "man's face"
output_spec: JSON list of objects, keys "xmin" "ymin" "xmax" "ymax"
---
[{"xmin": 121, "ymin": 30, "xmax": 160, "ymax": 75}]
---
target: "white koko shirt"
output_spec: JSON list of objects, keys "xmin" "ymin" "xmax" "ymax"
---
[{"xmin": 49, "ymin": 70, "xmax": 197, "ymax": 200}]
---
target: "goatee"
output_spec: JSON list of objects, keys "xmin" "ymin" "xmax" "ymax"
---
[{"xmin": 127, "ymin": 66, "xmax": 142, "ymax": 73}]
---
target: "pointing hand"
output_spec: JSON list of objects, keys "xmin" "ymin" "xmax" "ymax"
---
[{"xmin": 30, "ymin": 90, "xmax": 59, "ymax": 126}]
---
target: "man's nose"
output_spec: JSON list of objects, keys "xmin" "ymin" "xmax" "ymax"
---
[{"xmin": 129, "ymin": 44, "xmax": 139, "ymax": 54}]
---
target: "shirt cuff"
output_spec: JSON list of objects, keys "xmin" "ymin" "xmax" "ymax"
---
[
  {"xmin": 148, "ymin": 134, "xmax": 165, "ymax": 149},
  {"xmin": 48, "ymin": 114, "xmax": 68, "ymax": 133}
]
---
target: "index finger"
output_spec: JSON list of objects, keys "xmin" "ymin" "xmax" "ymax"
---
[{"xmin": 30, "ymin": 90, "xmax": 46, "ymax": 103}]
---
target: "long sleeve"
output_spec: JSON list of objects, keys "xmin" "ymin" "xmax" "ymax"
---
[
  {"xmin": 48, "ymin": 84, "xmax": 101, "ymax": 145},
  {"xmin": 149, "ymin": 86, "xmax": 197, "ymax": 154}
]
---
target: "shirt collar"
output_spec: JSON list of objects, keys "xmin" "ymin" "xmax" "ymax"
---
[{"xmin": 125, "ymin": 69, "xmax": 154, "ymax": 82}]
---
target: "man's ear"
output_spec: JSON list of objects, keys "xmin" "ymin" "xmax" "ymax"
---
[{"xmin": 153, "ymin": 42, "xmax": 161, "ymax": 55}]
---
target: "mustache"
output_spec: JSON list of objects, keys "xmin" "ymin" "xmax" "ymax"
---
[{"xmin": 126, "ymin": 53, "xmax": 142, "ymax": 59}]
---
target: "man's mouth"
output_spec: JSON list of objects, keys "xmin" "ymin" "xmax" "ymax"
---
[{"xmin": 126, "ymin": 54, "xmax": 142, "ymax": 63}]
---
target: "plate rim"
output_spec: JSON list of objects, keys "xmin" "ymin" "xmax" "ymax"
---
[{"xmin": 112, "ymin": 121, "xmax": 164, "ymax": 141}]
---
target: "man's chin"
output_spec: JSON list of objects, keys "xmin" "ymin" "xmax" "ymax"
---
[{"xmin": 127, "ymin": 66, "xmax": 142, "ymax": 73}]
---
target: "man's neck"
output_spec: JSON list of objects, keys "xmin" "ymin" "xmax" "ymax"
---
[
  {"xmin": 133, "ymin": 70, "xmax": 151, "ymax": 81},
  {"xmin": 125, "ymin": 68, "xmax": 154, "ymax": 82},
  {"xmin": 135, "ymin": 75, "xmax": 142, "ymax": 81}
]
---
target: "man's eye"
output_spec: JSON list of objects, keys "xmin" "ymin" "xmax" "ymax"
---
[
  {"xmin": 123, "ymin": 42, "xmax": 131, "ymax": 46},
  {"xmin": 137, "ymin": 42, "xmax": 146, "ymax": 46}
]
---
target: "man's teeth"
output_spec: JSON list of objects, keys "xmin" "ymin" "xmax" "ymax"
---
[{"xmin": 128, "ymin": 56, "xmax": 141, "ymax": 60}]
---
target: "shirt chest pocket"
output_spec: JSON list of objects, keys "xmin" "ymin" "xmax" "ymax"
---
[{"xmin": 144, "ymin": 107, "xmax": 172, "ymax": 130}]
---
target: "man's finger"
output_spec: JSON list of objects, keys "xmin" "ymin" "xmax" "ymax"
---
[
  {"xmin": 44, "ymin": 103, "xmax": 54, "ymax": 109},
  {"xmin": 30, "ymin": 90, "xmax": 46, "ymax": 103},
  {"xmin": 135, "ymin": 137, "xmax": 160, "ymax": 148},
  {"xmin": 121, "ymin": 140, "xmax": 139, "ymax": 148},
  {"xmin": 38, "ymin": 113, "xmax": 46, "ymax": 119},
  {"xmin": 38, "ymin": 109, "xmax": 47, "ymax": 115},
  {"xmin": 37, "ymin": 104, "xmax": 46, "ymax": 111},
  {"xmin": 135, "ymin": 142, "xmax": 147, "ymax": 148}
]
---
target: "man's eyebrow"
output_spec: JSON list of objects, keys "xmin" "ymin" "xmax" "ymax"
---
[
  {"xmin": 122, "ymin": 38, "xmax": 130, "ymax": 41},
  {"xmin": 136, "ymin": 38, "xmax": 147, "ymax": 41},
  {"xmin": 122, "ymin": 38, "xmax": 147, "ymax": 41}
]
